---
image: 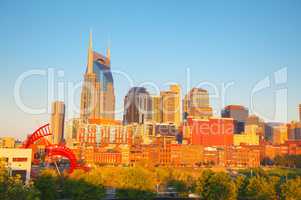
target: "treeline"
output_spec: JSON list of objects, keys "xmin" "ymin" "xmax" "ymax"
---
[
  {"xmin": 1, "ymin": 164, "xmax": 301, "ymax": 200},
  {"xmin": 262, "ymin": 154, "xmax": 301, "ymax": 168}
]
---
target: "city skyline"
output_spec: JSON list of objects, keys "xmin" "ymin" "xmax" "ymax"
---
[
  {"xmin": 1, "ymin": 0, "xmax": 301, "ymax": 139},
  {"xmin": 1, "ymin": 2, "xmax": 301, "ymax": 199}
]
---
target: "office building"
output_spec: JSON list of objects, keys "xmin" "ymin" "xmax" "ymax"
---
[
  {"xmin": 187, "ymin": 117, "xmax": 234, "ymax": 146},
  {"xmin": 288, "ymin": 121, "xmax": 301, "ymax": 140},
  {"xmin": 264, "ymin": 122, "xmax": 283, "ymax": 141},
  {"xmin": 222, "ymin": 105, "xmax": 249, "ymax": 134},
  {"xmin": 50, "ymin": 101, "xmax": 65, "ymax": 144},
  {"xmin": 123, "ymin": 87, "xmax": 151, "ymax": 124},
  {"xmin": 151, "ymin": 96, "xmax": 162, "ymax": 123},
  {"xmin": 80, "ymin": 32, "xmax": 115, "ymax": 121},
  {"xmin": 272, "ymin": 125, "xmax": 288, "ymax": 145},
  {"xmin": 160, "ymin": 84, "xmax": 181, "ymax": 126},
  {"xmin": 65, "ymin": 118, "xmax": 82, "ymax": 148},
  {"xmin": 233, "ymin": 125, "xmax": 260, "ymax": 146},
  {"xmin": 183, "ymin": 88, "xmax": 212, "ymax": 119},
  {"xmin": 246, "ymin": 115, "xmax": 265, "ymax": 137}
]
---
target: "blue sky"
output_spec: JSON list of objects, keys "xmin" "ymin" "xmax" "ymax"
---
[{"xmin": 0, "ymin": 0, "xmax": 300, "ymax": 139}]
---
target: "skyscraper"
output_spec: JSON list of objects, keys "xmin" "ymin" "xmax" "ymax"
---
[
  {"xmin": 222, "ymin": 105, "xmax": 249, "ymax": 134},
  {"xmin": 50, "ymin": 101, "xmax": 65, "ymax": 144},
  {"xmin": 160, "ymin": 84, "xmax": 181, "ymax": 126},
  {"xmin": 123, "ymin": 87, "xmax": 151, "ymax": 124},
  {"xmin": 183, "ymin": 88, "xmax": 213, "ymax": 120},
  {"xmin": 80, "ymin": 32, "xmax": 115, "ymax": 121},
  {"xmin": 151, "ymin": 96, "xmax": 162, "ymax": 123}
]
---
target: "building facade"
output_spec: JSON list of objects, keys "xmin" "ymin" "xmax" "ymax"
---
[
  {"xmin": 50, "ymin": 101, "xmax": 65, "ymax": 144},
  {"xmin": 123, "ymin": 87, "xmax": 151, "ymax": 124},
  {"xmin": 272, "ymin": 125, "xmax": 288, "ymax": 145},
  {"xmin": 80, "ymin": 32, "xmax": 115, "ymax": 121},
  {"xmin": 222, "ymin": 105, "xmax": 249, "ymax": 134},
  {"xmin": 187, "ymin": 117, "xmax": 234, "ymax": 146},
  {"xmin": 0, "ymin": 148, "xmax": 32, "ymax": 182},
  {"xmin": 288, "ymin": 121, "xmax": 301, "ymax": 140},
  {"xmin": 183, "ymin": 88, "xmax": 213, "ymax": 120},
  {"xmin": 160, "ymin": 84, "xmax": 181, "ymax": 126},
  {"xmin": 151, "ymin": 96, "xmax": 162, "ymax": 123},
  {"xmin": 233, "ymin": 125, "xmax": 260, "ymax": 146}
]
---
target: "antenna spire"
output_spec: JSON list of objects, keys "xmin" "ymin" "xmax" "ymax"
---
[{"xmin": 87, "ymin": 30, "xmax": 94, "ymax": 74}]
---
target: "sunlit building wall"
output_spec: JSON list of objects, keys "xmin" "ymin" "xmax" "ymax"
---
[
  {"xmin": 233, "ymin": 125, "xmax": 260, "ymax": 146},
  {"xmin": 65, "ymin": 118, "xmax": 82, "ymax": 148},
  {"xmin": 188, "ymin": 117, "xmax": 234, "ymax": 146},
  {"xmin": 123, "ymin": 87, "xmax": 151, "ymax": 124},
  {"xmin": 222, "ymin": 105, "xmax": 249, "ymax": 134},
  {"xmin": 0, "ymin": 148, "xmax": 32, "ymax": 182},
  {"xmin": 160, "ymin": 84, "xmax": 181, "ymax": 126},
  {"xmin": 183, "ymin": 88, "xmax": 213, "ymax": 119},
  {"xmin": 151, "ymin": 96, "xmax": 162, "ymax": 123},
  {"xmin": 50, "ymin": 101, "xmax": 65, "ymax": 144},
  {"xmin": 80, "ymin": 33, "xmax": 115, "ymax": 121},
  {"xmin": 272, "ymin": 125, "xmax": 288, "ymax": 145}
]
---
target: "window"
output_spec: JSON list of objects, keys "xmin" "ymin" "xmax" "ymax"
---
[{"xmin": 12, "ymin": 157, "xmax": 28, "ymax": 162}]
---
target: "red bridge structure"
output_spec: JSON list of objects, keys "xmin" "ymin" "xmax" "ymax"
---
[{"xmin": 22, "ymin": 123, "xmax": 81, "ymax": 173}]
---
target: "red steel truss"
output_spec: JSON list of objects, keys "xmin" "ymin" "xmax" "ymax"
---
[{"xmin": 22, "ymin": 124, "xmax": 80, "ymax": 173}]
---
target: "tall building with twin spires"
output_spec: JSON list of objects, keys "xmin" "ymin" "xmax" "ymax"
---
[{"xmin": 80, "ymin": 32, "xmax": 115, "ymax": 121}]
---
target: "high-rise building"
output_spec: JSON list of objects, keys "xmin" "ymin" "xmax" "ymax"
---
[
  {"xmin": 287, "ymin": 121, "xmax": 301, "ymax": 140},
  {"xmin": 264, "ymin": 122, "xmax": 283, "ymax": 141},
  {"xmin": 80, "ymin": 32, "xmax": 115, "ymax": 121},
  {"xmin": 65, "ymin": 118, "xmax": 82, "ymax": 148},
  {"xmin": 246, "ymin": 115, "xmax": 265, "ymax": 137},
  {"xmin": 183, "ymin": 88, "xmax": 213, "ymax": 120},
  {"xmin": 272, "ymin": 125, "xmax": 288, "ymax": 145},
  {"xmin": 123, "ymin": 87, "xmax": 151, "ymax": 124},
  {"xmin": 50, "ymin": 101, "xmax": 65, "ymax": 144},
  {"xmin": 151, "ymin": 96, "xmax": 162, "ymax": 123},
  {"xmin": 160, "ymin": 84, "xmax": 181, "ymax": 126},
  {"xmin": 221, "ymin": 105, "xmax": 249, "ymax": 134}
]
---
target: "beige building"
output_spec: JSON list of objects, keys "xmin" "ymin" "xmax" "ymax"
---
[
  {"xmin": 50, "ymin": 101, "xmax": 65, "ymax": 144},
  {"xmin": 0, "ymin": 137, "xmax": 15, "ymax": 148},
  {"xmin": 160, "ymin": 84, "xmax": 181, "ymax": 126},
  {"xmin": 233, "ymin": 125, "xmax": 260, "ymax": 146},
  {"xmin": 0, "ymin": 148, "xmax": 32, "ymax": 182},
  {"xmin": 80, "ymin": 32, "xmax": 115, "ymax": 121},
  {"xmin": 272, "ymin": 125, "xmax": 288, "ymax": 145},
  {"xmin": 171, "ymin": 145, "xmax": 203, "ymax": 167},
  {"xmin": 65, "ymin": 118, "xmax": 82, "ymax": 148},
  {"xmin": 183, "ymin": 88, "xmax": 213, "ymax": 119},
  {"xmin": 151, "ymin": 96, "xmax": 162, "ymax": 123}
]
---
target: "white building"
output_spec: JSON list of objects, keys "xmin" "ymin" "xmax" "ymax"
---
[{"xmin": 0, "ymin": 148, "xmax": 32, "ymax": 182}]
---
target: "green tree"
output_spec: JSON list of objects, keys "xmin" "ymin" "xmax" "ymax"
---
[
  {"xmin": 280, "ymin": 177, "xmax": 301, "ymax": 200},
  {"xmin": 245, "ymin": 176, "xmax": 277, "ymax": 200},
  {"xmin": 61, "ymin": 178, "xmax": 105, "ymax": 200},
  {"xmin": 116, "ymin": 166, "xmax": 156, "ymax": 200},
  {"xmin": 0, "ymin": 162, "xmax": 40, "ymax": 200},
  {"xmin": 34, "ymin": 171, "xmax": 58, "ymax": 200},
  {"xmin": 195, "ymin": 170, "xmax": 236, "ymax": 200}
]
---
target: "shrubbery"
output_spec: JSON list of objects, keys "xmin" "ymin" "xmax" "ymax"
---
[{"xmin": 1, "ymin": 163, "xmax": 301, "ymax": 200}]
